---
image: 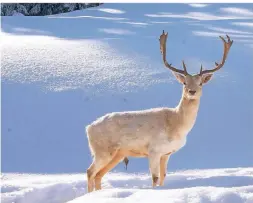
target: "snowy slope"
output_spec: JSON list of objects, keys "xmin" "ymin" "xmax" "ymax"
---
[
  {"xmin": 1, "ymin": 1, "xmax": 253, "ymax": 178},
  {"xmin": 2, "ymin": 168, "xmax": 253, "ymax": 203},
  {"xmin": 2, "ymin": 3, "xmax": 253, "ymax": 174},
  {"xmin": 1, "ymin": 3, "xmax": 253, "ymax": 203}
]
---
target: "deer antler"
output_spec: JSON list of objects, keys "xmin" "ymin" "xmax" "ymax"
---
[
  {"xmin": 159, "ymin": 30, "xmax": 188, "ymax": 75},
  {"xmin": 199, "ymin": 35, "xmax": 233, "ymax": 75}
]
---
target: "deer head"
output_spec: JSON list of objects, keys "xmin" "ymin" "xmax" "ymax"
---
[{"xmin": 159, "ymin": 30, "xmax": 233, "ymax": 100}]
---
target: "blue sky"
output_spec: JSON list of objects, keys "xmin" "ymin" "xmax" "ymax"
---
[{"xmin": 1, "ymin": 3, "xmax": 253, "ymax": 173}]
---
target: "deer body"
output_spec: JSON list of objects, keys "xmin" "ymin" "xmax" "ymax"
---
[
  {"xmin": 87, "ymin": 101, "xmax": 197, "ymax": 159},
  {"xmin": 86, "ymin": 30, "xmax": 233, "ymax": 193}
]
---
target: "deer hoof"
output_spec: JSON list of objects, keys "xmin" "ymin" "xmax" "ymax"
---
[{"xmin": 152, "ymin": 175, "xmax": 159, "ymax": 187}]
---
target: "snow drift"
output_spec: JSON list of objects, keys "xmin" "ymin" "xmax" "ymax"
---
[{"xmin": 2, "ymin": 168, "xmax": 253, "ymax": 203}]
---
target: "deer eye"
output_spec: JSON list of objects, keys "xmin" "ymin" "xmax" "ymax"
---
[
  {"xmin": 183, "ymin": 82, "xmax": 186, "ymax": 85},
  {"xmin": 200, "ymin": 83, "xmax": 203, "ymax": 86}
]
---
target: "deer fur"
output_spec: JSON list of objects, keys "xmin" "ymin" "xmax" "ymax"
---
[
  {"xmin": 85, "ymin": 31, "xmax": 232, "ymax": 193},
  {"xmin": 86, "ymin": 74, "xmax": 212, "ymax": 192}
]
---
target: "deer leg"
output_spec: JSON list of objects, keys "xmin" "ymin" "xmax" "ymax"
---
[
  {"xmin": 86, "ymin": 154, "xmax": 112, "ymax": 193},
  {"xmin": 94, "ymin": 151, "xmax": 124, "ymax": 191},
  {"xmin": 159, "ymin": 154, "xmax": 171, "ymax": 186},
  {"xmin": 148, "ymin": 152, "xmax": 162, "ymax": 187}
]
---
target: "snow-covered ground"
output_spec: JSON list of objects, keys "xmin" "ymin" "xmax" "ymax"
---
[
  {"xmin": 2, "ymin": 168, "xmax": 253, "ymax": 203},
  {"xmin": 1, "ymin": 3, "xmax": 253, "ymax": 203},
  {"xmin": 2, "ymin": 3, "xmax": 253, "ymax": 174}
]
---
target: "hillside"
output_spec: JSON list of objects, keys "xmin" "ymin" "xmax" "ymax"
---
[{"xmin": 1, "ymin": 3, "xmax": 253, "ymax": 203}]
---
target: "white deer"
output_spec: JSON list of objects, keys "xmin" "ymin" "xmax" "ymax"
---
[{"xmin": 85, "ymin": 30, "xmax": 233, "ymax": 193}]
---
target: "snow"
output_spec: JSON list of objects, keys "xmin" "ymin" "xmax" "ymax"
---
[
  {"xmin": 1, "ymin": 32, "xmax": 168, "ymax": 93},
  {"xmin": 1, "ymin": 3, "xmax": 253, "ymax": 203},
  {"xmin": 2, "ymin": 168, "xmax": 253, "ymax": 203},
  {"xmin": 12, "ymin": 11, "xmax": 25, "ymax": 16}
]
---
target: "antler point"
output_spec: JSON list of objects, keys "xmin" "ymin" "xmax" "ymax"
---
[{"xmin": 199, "ymin": 64, "xmax": 203, "ymax": 75}]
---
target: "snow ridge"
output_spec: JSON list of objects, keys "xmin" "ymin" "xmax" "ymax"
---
[{"xmin": 2, "ymin": 168, "xmax": 253, "ymax": 203}]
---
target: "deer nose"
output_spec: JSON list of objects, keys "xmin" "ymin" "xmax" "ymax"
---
[{"xmin": 189, "ymin": 90, "xmax": 196, "ymax": 95}]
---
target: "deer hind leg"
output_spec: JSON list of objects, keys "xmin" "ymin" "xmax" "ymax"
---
[
  {"xmin": 148, "ymin": 152, "xmax": 162, "ymax": 187},
  {"xmin": 159, "ymin": 154, "xmax": 171, "ymax": 186},
  {"xmin": 94, "ymin": 150, "xmax": 124, "ymax": 191},
  {"xmin": 87, "ymin": 154, "xmax": 112, "ymax": 193}
]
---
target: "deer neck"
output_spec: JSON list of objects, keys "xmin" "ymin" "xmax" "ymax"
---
[{"xmin": 175, "ymin": 91, "xmax": 200, "ymax": 131}]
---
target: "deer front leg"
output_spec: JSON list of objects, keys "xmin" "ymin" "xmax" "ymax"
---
[
  {"xmin": 148, "ymin": 152, "xmax": 162, "ymax": 187},
  {"xmin": 159, "ymin": 154, "xmax": 171, "ymax": 186}
]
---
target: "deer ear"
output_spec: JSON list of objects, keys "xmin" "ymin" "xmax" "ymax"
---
[
  {"xmin": 202, "ymin": 74, "xmax": 213, "ymax": 84},
  {"xmin": 173, "ymin": 72, "xmax": 186, "ymax": 84}
]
